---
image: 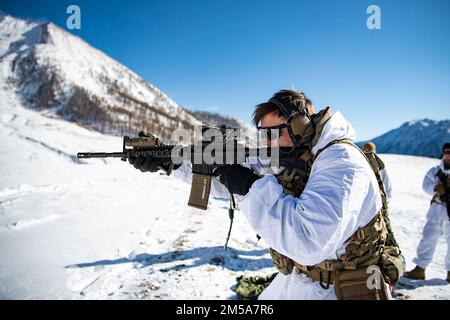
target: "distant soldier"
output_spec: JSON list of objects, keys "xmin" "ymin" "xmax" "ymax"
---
[
  {"xmin": 404, "ymin": 143, "xmax": 450, "ymax": 282},
  {"xmin": 362, "ymin": 142, "xmax": 392, "ymax": 201}
]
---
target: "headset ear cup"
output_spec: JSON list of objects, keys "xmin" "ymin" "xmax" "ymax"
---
[
  {"xmin": 302, "ymin": 123, "xmax": 316, "ymax": 144},
  {"xmin": 288, "ymin": 115, "xmax": 314, "ymax": 145}
]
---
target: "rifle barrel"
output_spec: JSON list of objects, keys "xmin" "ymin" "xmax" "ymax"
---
[
  {"xmin": 77, "ymin": 152, "xmax": 125, "ymax": 158},
  {"xmin": 77, "ymin": 145, "xmax": 304, "ymax": 162}
]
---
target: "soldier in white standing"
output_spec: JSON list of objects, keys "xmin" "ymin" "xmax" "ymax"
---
[{"xmin": 404, "ymin": 143, "xmax": 450, "ymax": 282}]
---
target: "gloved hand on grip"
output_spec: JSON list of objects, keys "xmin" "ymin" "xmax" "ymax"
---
[
  {"xmin": 129, "ymin": 156, "xmax": 159, "ymax": 172},
  {"xmin": 128, "ymin": 156, "xmax": 180, "ymax": 173},
  {"xmin": 213, "ymin": 165, "xmax": 260, "ymax": 196}
]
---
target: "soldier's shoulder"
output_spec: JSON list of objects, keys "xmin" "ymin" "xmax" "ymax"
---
[{"xmin": 427, "ymin": 165, "xmax": 441, "ymax": 175}]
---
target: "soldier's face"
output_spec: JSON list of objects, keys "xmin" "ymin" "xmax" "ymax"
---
[
  {"xmin": 260, "ymin": 112, "xmax": 294, "ymax": 147},
  {"xmin": 443, "ymin": 149, "xmax": 450, "ymax": 164}
]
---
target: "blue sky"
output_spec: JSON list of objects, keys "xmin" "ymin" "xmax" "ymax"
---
[{"xmin": 1, "ymin": 0, "xmax": 450, "ymax": 140}]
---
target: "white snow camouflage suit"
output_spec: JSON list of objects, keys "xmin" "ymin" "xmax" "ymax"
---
[
  {"xmin": 413, "ymin": 160, "xmax": 450, "ymax": 272},
  {"xmin": 173, "ymin": 111, "xmax": 392, "ymax": 299}
]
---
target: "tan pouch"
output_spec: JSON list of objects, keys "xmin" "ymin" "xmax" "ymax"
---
[{"xmin": 333, "ymin": 268, "xmax": 389, "ymax": 300}]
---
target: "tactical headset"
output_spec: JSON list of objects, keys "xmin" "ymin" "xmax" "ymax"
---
[{"xmin": 267, "ymin": 91, "xmax": 330, "ymax": 147}]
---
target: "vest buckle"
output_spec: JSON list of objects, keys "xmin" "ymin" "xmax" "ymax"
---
[{"xmin": 356, "ymin": 229, "xmax": 365, "ymax": 240}]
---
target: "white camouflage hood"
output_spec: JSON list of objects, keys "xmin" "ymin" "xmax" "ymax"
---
[{"xmin": 311, "ymin": 111, "xmax": 357, "ymax": 155}]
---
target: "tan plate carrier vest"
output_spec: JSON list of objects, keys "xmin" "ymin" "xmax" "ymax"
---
[{"xmin": 270, "ymin": 139, "xmax": 405, "ymax": 300}]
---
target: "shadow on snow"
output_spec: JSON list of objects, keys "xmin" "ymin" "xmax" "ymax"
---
[
  {"xmin": 397, "ymin": 276, "xmax": 450, "ymax": 290},
  {"xmin": 65, "ymin": 246, "xmax": 273, "ymax": 272}
]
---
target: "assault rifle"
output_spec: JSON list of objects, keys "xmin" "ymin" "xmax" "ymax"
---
[
  {"xmin": 437, "ymin": 170, "xmax": 450, "ymax": 220},
  {"xmin": 77, "ymin": 125, "xmax": 306, "ymax": 211}
]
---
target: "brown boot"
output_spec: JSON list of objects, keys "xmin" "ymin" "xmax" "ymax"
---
[
  {"xmin": 447, "ymin": 271, "xmax": 450, "ymax": 282},
  {"xmin": 404, "ymin": 266, "xmax": 425, "ymax": 280}
]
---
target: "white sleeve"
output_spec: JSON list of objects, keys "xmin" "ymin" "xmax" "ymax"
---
[
  {"xmin": 238, "ymin": 145, "xmax": 381, "ymax": 266},
  {"xmin": 422, "ymin": 166, "xmax": 439, "ymax": 196},
  {"xmin": 380, "ymin": 169, "xmax": 392, "ymax": 201}
]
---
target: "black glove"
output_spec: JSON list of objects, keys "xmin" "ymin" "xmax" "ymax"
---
[
  {"xmin": 128, "ymin": 156, "xmax": 161, "ymax": 172},
  {"xmin": 129, "ymin": 156, "xmax": 181, "ymax": 173},
  {"xmin": 213, "ymin": 165, "xmax": 260, "ymax": 195}
]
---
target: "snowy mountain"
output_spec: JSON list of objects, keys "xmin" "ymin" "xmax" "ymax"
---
[
  {"xmin": 191, "ymin": 110, "xmax": 258, "ymax": 146},
  {"xmin": 357, "ymin": 119, "xmax": 450, "ymax": 158},
  {"xmin": 0, "ymin": 13, "xmax": 205, "ymax": 139},
  {"xmin": 191, "ymin": 111, "xmax": 242, "ymax": 128}
]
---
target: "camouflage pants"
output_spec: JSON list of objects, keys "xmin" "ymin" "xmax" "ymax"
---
[{"xmin": 235, "ymin": 273, "xmax": 278, "ymax": 300}]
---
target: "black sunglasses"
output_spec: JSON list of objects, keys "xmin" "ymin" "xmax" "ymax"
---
[{"xmin": 257, "ymin": 123, "xmax": 288, "ymax": 141}]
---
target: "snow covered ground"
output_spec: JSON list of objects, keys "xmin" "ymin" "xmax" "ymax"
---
[
  {"xmin": 0, "ymin": 89, "xmax": 273, "ymax": 300},
  {"xmin": 1, "ymin": 90, "xmax": 449, "ymax": 299}
]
